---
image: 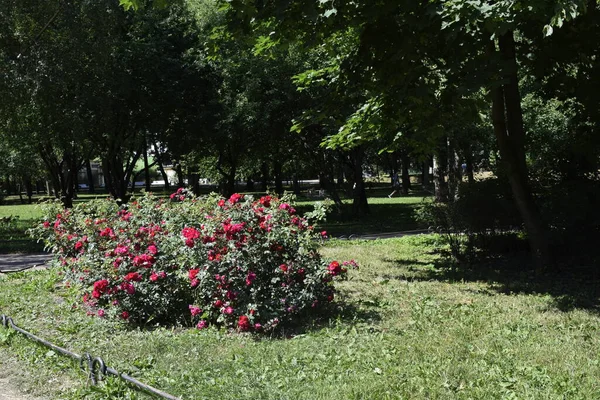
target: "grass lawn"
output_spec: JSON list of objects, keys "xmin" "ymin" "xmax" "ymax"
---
[
  {"xmin": 0, "ymin": 204, "xmax": 45, "ymax": 254},
  {"xmin": 1, "ymin": 236, "xmax": 599, "ymax": 399}
]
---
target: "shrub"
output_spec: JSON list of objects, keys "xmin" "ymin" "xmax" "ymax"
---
[
  {"xmin": 31, "ymin": 191, "xmax": 352, "ymax": 331},
  {"xmin": 31, "ymin": 195, "xmax": 194, "ymax": 324},
  {"xmin": 416, "ymin": 179, "xmax": 522, "ymax": 263}
]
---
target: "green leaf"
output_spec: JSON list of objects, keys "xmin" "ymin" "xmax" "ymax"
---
[
  {"xmin": 119, "ymin": 0, "xmax": 141, "ymax": 11},
  {"xmin": 542, "ymin": 24, "xmax": 553, "ymax": 37}
]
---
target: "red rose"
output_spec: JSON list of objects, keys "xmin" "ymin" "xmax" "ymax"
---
[
  {"xmin": 188, "ymin": 269, "xmax": 199, "ymax": 280},
  {"xmin": 238, "ymin": 315, "xmax": 251, "ymax": 331},
  {"xmin": 328, "ymin": 261, "xmax": 342, "ymax": 276},
  {"xmin": 228, "ymin": 193, "xmax": 244, "ymax": 204},
  {"xmin": 124, "ymin": 272, "xmax": 142, "ymax": 282},
  {"xmin": 182, "ymin": 227, "xmax": 200, "ymax": 240},
  {"xmin": 74, "ymin": 241, "xmax": 84, "ymax": 251},
  {"xmin": 259, "ymin": 196, "xmax": 271, "ymax": 207}
]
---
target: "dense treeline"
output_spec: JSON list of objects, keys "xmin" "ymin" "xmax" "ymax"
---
[{"xmin": 1, "ymin": 0, "xmax": 600, "ymax": 270}]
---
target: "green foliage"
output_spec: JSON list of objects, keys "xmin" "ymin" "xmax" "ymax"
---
[
  {"xmin": 30, "ymin": 191, "xmax": 349, "ymax": 331},
  {"xmin": 417, "ymin": 179, "xmax": 521, "ymax": 263}
]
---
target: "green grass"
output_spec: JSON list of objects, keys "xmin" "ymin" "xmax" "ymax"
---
[
  {"xmin": 297, "ymin": 187, "xmax": 432, "ymax": 237},
  {"xmin": 1, "ymin": 237, "xmax": 599, "ymax": 399},
  {"xmin": 0, "ymin": 204, "xmax": 45, "ymax": 254}
]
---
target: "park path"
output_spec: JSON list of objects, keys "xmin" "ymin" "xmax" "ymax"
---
[{"xmin": 0, "ymin": 253, "xmax": 51, "ymax": 273}]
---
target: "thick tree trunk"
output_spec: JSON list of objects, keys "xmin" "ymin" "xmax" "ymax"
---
[{"xmin": 490, "ymin": 34, "xmax": 551, "ymax": 272}]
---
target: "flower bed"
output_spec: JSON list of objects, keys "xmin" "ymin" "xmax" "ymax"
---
[{"xmin": 31, "ymin": 191, "xmax": 353, "ymax": 332}]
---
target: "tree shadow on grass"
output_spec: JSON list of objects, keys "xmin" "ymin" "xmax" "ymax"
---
[{"xmin": 388, "ymin": 246, "xmax": 600, "ymax": 315}]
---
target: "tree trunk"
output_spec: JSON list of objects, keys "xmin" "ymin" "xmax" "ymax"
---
[
  {"xmin": 447, "ymin": 138, "xmax": 461, "ymax": 200},
  {"xmin": 292, "ymin": 175, "xmax": 301, "ymax": 195},
  {"xmin": 4, "ymin": 176, "xmax": 10, "ymax": 196},
  {"xmin": 143, "ymin": 145, "xmax": 151, "ymax": 192},
  {"xmin": 17, "ymin": 183, "xmax": 24, "ymax": 204},
  {"xmin": 464, "ymin": 149, "xmax": 475, "ymax": 184},
  {"xmin": 490, "ymin": 34, "xmax": 551, "ymax": 272},
  {"xmin": 274, "ymin": 160, "xmax": 283, "ymax": 196},
  {"xmin": 350, "ymin": 147, "xmax": 369, "ymax": 216},
  {"xmin": 421, "ymin": 160, "xmax": 430, "ymax": 187},
  {"xmin": 337, "ymin": 154, "xmax": 345, "ymax": 185},
  {"xmin": 156, "ymin": 162, "xmax": 170, "ymax": 191},
  {"xmin": 261, "ymin": 162, "xmax": 269, "ymax": 191},
  {"xmin": 216, "ymin": 151, "xmax": 236, "ymax": 198},
  {"xmin": 390, "ymin": 153, "xmax": 398, "ymax": 187},
  {"xmin": 86, "ymin": 160, "xmax": 95, "ymax": 194},
  {"xmin": 246, "ymin": 177, "xmax": 254, "ymax": 191},
  {"xmin": 221, "ymin": 167, "xmax": 236, "ymax": 197},
  {"xmin": 191, "ymin": 173, "xmax": 200, "ymax": 195},
  {"xmin": 400, "ymin": 152, "xmax": 411, "ymax": 195},
  {"xmin": 175, "ymin": 163, "xmax": 185, "ymax": 188},
  {"xmin": 433, "ymin": 136, "xmax": 449, "ymax": 202},
  {"xmin": 151, "ymin": 143, "xmax": 171, "ymax": 191},
  {"xmin": 318, "ymin": 172, "xmax": 343, "ymax": 212}
]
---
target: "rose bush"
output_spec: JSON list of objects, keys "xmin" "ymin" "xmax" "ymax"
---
[{"xmin": 31, "ymin": 191, "xmax": 354, "ymax": 331}]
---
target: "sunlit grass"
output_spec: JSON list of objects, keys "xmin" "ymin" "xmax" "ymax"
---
[{"xmin": 1, "ymin": 237, "xmax": 599, "ymax": 399}]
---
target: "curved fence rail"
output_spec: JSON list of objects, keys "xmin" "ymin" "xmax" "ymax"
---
[{"xmin": 0, "ymin": 314, "xmax": 180, "ymax": 400}]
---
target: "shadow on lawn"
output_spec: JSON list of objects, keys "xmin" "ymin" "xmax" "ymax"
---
[
  {"xmin": 313, "ymin": 202, "xmax": 427, "ymax": 236},
  {"xmin": 387, "ymin": 244, "xmax": 600, "ymax": 315}
]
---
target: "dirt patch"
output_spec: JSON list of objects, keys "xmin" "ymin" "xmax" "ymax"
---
[{"xmin": 0, "ymin": 377, "xmax": 38, "ymax": 400}]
